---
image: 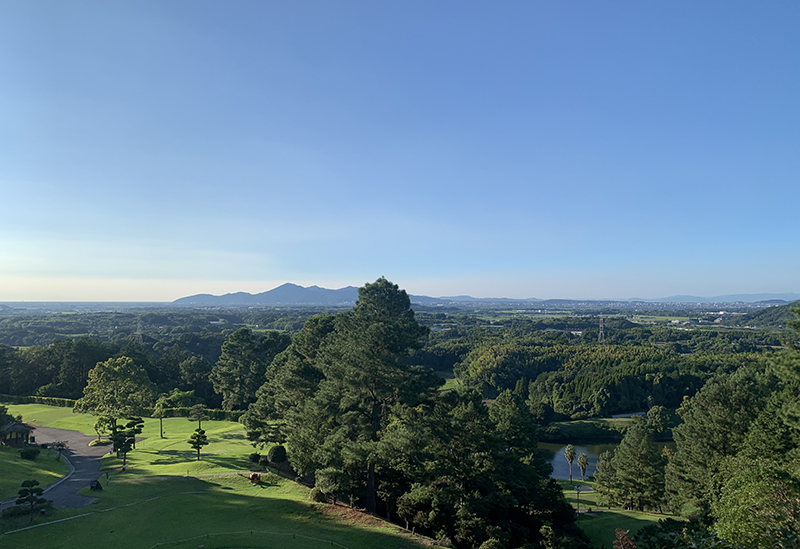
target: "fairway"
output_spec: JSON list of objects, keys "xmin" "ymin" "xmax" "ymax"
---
[
  {"xmin": 1, "ymin": 404, "xmax": 436, "ymax": 549},
  {"xmin": 557, "ymin": 479, "xmax": 675, "ymax": 548}
]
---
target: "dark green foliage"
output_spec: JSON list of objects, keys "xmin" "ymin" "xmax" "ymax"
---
[
  {"xmin": 2, "ymin": 479, "xmax": 53, "ymax": 518},
  {"xmin": 210, "ymin": 328, "xmax": 291, "ymax": 411},
  {"xmin": 665, "ymin": 365, "xmax": 776, "ymax": 514},
  {"xmin": 315, "ymin": 467, "xmax": 350, "ymax": 504},
  {"xmin": 309, "ymin": 486, "xmax": 327, "ymax": 503},
  {"xmin": 598, "ymin": 419, "xmax": 666, "ymax": 512},
  {"xmin": 645, "ymin": 405, "xmax": 674, "ymax": 435},
  {"xmin": 564, "ymin": 444, "xmax": 575, "ymax": 482},
  {"xmin": 242, "ymin": 314, "xmax": 335, "ymax": 448},
  {"xmin": 111, "ymin": 424, "xmax": 134, "ymax": 467},
  {"xmin": 635, "ymin": 518, "xmax": 735, "ymax": 549},
  {"xmin": 19, "ymin": 447, "xmax": 41, "ymax": 460},
  {"xmin": 244, "ymin": 280, "xmax": 582, "ymax": 548},
  {"xmin": 188, "ymin": 428, "xmax": 209, "ymax": 460},
  {"xmin": 188, "ymin": 403, "xmax": 209, "ymax": 429},
  {"xmin": 0, "ymin": 394, "xmax": 77, "ymax": 407},
  {"xmin": 248, "ymin": 452, "xmax": 261, "ymax": 464},
  {"xmin": 267, "ymin": 444, "xmax": 286, "ymax": 464},
  {"xmin": 394, "ymin": 390, "xmax": 572, "ymax": 549},
  {"xmin": 577, "ymin": 453, "xmax": 588, "ymax": 480}
]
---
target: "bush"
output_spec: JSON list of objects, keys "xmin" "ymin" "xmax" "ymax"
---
[
  {"xmin": 267, "ymin": 444, "xmax": 287, "ymax": 463},
  {"xmin": 1, "ymin": 500, "xmax": 52, "ymax": 518},
  {"xmin": 249, "ymin": 452, "xmax": 261, "ymax": 464},
  {"xmin": 89, "ymin": 439, "xmax": 112, "ymax": 447},
  {"xmin": 258, "ymin": 456, "xmax": 271, "ymax": 470},
  {"xmin": 19, "ymin": 448, "xmax": 41, "ymax": 460},
  {"xmin": 478, "ymin": 540, "xmax": 505, "ymax": 549},
  {"xmin": 309, "ymin": 487, "xmax": 327, "ymax": 503}
]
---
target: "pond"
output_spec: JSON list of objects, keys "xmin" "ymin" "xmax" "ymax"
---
[
  {"xmin": 539, "ymin": 441, "xmax": 676, "ymax": 481},
  {"xmin": 538, "ymin": 442, "xmax": 618, "ymax": 481}
]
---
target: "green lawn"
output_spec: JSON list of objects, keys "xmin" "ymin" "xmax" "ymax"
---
[
  {"xmin": 435, "ymin": 371, "xmax": 460, "ymax": 392},
  {"xmin": 1, "ymin": 404, "xmax": 437, "ymax": 549},
  {"xmin": 557, "ymin": 479, "xmax": 675, "ymax": 549},
  {"xmin": 0, "ymin": 445, "xmax": 69, "ymax": 501}
]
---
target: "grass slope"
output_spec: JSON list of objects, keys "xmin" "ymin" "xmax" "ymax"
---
[
  {"xmin": 0, "ymin": 445, "xmax": 69, "ymax": 501},
  {"xmin": 2, "ymin": 404, "xmax": 436, "ymax": 549}
]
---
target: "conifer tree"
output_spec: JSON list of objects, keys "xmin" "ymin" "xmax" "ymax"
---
[{"xmin": 188, "ymin": 428, "xmax": 209, "ymax": 461}]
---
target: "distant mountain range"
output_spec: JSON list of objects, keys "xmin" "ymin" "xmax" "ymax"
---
[
  {"xmin": 635, "ymin": 293, "xmax": 800, "ymax": 304},
  {"xmin": 172, "ymin": 284, "xmax": 361, "ymax": 306},
  {"xmin": 172, "ymin": 285, "xmax": 800, "ymax": 307}
]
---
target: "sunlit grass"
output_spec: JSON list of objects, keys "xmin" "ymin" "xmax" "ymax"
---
[{"xmin": 1, "ymin": 404, "xmax": 436, "ymax": 549}]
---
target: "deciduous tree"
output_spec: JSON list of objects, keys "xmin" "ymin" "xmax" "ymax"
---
[{"xmin": 74, "ymin": 356, "xmax": 156, "ymax": 432}]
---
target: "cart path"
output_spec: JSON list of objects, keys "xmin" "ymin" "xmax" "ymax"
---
[{"xmin": 1, "ymin": 426, "xmax": 109, "ymax": 509}]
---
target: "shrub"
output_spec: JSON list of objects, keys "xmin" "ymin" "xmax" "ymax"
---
[
  {"xmin": 258, "ymin": 456, "xmax": 271, "ymax": 470},
  {"xmin": 89, "ymin": 439, "xmax": 112, "ymax": 447},
  {"xmin": 309, "ymin": 487, "xmax": 327, "ymax": 503},
  {"xmin": 249, "ymin": 452, "xmax": 261, "ymax": 464},
  {"xmin": 19, "ymin": 448, "xmax": 41, "ymax": 460},
  {"xmin": 1, "ymin": 500, "xmax": 52, "ymax": 518},
  {"xmin": 478, "ymin": 540, "xmax": 505, "ymax": 549},
  {"xmin": 267, "ymin": 444, "xmax": 287, "ymax": 463}
]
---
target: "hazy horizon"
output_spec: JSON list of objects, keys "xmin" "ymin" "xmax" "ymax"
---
[
  {"xmin": 1, "ymin": 279, "xmax": 798, "ymax": 304},
  {"xmin": 2, "ymin": 3, "xmax": 798, "ymax": 302}
]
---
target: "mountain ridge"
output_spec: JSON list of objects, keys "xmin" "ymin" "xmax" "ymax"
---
[{"xmin": 173, "ymin": 285, "xmax": 800, "ymax": 306}]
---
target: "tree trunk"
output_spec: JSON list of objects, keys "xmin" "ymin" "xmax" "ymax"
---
[
  {"xmin": 365, "ymin": 461, "xmax": 376, "ymax": 513},
  {"xmin": 159, "ymin": 417, "xmax": 164, "ymax": 438}
]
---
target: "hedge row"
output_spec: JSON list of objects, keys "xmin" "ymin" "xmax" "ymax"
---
[
  {"xmin": 0, "ymin": 395, "xmax": 245, "ymax": 422},
  {"xmin": 147, "ymin": 407, "xmax": 245, "ymax": 422},
  {"xmin": 0, "ymin": 394, "xmax": 76, "ymax": 407}
]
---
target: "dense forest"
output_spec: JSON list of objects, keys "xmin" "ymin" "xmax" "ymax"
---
[{"xmin": 0, "ymin": 289, "xmax": 798, "ymax": 548}]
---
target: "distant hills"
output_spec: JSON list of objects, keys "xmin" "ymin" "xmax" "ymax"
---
[
  {"xmin": 639, "ymin": 293, "xmax": 800, "ymax": 304},
  {"xmin": 172, "ymin": 285, "xmax": 800, "ymax": 307},
  {"xmin": 172, "ymin": 283, "xmax": 360, "ymax": 306}
]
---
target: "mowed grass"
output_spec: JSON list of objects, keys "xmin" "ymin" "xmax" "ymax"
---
[
  {"xmin": 1, "ymin": 404, "xmax": 437, "ymax": 549},
  {"xmin": 434, "ymin": 371, "xmax": 460, "ymax": 392},
  {"xmin": 8, "ymin": 404, "xmax": 97, "ymax": 435},
  {"xmin": 556, "ymin": 480, "xmax": 677, "ymax": 549},
  {"xmin": 0, "ymin": 445, "xmax": 69, "ymax": 501}
]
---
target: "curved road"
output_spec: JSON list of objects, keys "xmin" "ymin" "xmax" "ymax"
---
[{"xmin": 2, "ymin": 427, "xmax": 109, "ymax": 509}]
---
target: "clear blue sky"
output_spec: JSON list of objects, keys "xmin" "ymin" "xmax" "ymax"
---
[{"xmin": 1, "ymin": 2, "xmax": 798, "ymax": 301}]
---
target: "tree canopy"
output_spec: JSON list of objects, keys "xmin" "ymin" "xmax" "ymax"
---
[{"xmin": 73, "ymin": 356, "xmax": 156, "ymax": 428}]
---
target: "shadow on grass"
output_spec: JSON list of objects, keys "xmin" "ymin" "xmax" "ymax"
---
[
  {"xmin": 2, "ymin": 476, "xmax": 429, "ymax": 549},
  {"xmin": 216, "ymin": 432, "xmax": 247, "ymax": 440}
]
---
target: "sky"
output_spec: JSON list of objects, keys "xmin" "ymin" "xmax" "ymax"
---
[{"xmin": 1, "ymin": 2, "xmax": 799, "ymax": 301}]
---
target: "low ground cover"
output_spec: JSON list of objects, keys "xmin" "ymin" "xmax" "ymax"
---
[
  {"xmin": 0, "ymin": 445, "xmax": 69, "ymax": 501},
  {"xmin": 540, "ymin": 417, "xmax": 631, "ymax": 443},
  {"xmin": 557, "ymin": 479, "xmax": 675, "ymax": 548},
  {"xmin": 1, "ymin": 404, "xmax": 435, "ymax": 549}
]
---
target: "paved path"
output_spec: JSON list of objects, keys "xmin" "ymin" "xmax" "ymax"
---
[{"xmin": 1, "ymin": 427, "xmax": 109, "ymax": 510}]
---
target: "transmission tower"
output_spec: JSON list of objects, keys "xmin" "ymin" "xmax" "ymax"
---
[{"xmin": 598, "ymin": 317, "xmax": 605, "ymax": 344}]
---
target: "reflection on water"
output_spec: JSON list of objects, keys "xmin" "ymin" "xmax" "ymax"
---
[
  {"xmin": 539, "ymin": 441, "xmax": 676, "ymax": 481},
  {"xmin": 538, "ymin": 442, "xmax": 618, "ymax": 480}
]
